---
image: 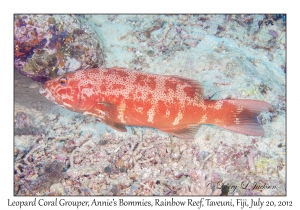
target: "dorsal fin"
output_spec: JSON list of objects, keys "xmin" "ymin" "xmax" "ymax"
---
[
  {"xmin": 169, "ymin": 75, "xmax": 203, "ymax": 100},
  {"xmin": 108, "ymin": 66, "xmax": 128, "ymax": 71}
]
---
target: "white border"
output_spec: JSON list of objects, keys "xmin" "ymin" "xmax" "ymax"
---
[{"xmin": 2, "ymin": 0, "xmax": 298, "ymax": 209}]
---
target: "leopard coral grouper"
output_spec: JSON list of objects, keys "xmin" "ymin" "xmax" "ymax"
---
[{"xmin": 40, "ymin": 67, "xmax": 270, "ymax": 138}]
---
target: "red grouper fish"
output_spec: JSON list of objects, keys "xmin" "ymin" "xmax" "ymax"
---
[{"xmin": 39, "ymin": 67, "xmax": 271, "ymax": 138}]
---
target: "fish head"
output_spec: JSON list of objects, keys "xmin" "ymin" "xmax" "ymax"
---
[{"xmin": 39, "ymin": 70, "xmax": 97, "ymax": 112}]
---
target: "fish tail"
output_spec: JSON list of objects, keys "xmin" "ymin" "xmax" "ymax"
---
[{"xmin": 210, "ymin": 100, "xmax": 271, "ymax": 136}]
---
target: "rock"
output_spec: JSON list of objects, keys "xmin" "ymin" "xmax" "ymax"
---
[{"xmin": 14, "ymin": 15, "xmax": 105, "ymax": 82}]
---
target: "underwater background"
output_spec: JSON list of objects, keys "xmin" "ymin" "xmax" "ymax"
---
[{"xmin": 14, "ymin": 14, "xmax": 286, "ymax": 196}]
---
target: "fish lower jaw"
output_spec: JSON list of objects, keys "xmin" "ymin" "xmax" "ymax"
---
[
  {"xmin": 39, "ymin": 87, "xmax": 56, "ymax": 103},
  {"xmin": 39, "ymin": 87, "xmax": 47, "ymax": 96}
]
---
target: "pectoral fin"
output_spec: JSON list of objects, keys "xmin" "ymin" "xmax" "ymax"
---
[{"xmin": 97, "ymin": 101, "xmax": 127, "ymax": 132}]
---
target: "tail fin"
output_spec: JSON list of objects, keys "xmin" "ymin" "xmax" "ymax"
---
[{"xmin": 217, "ymin": 100, "xmax": 271, "ymax": 136}]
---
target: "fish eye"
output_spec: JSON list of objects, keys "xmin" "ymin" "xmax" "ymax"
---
[{"xmin": 59, "ymin": 76, "xmax": 68, "ymax": 86}]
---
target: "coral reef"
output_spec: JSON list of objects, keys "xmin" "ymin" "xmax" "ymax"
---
[
  {"xmin": 14, "ymin": 15, "xmax": 105, "ymax": 82},
  {"xmin": 14, "ymin": 14, "xmax": 285, "ymax": 196}
]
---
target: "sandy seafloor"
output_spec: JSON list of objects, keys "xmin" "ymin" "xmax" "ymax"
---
[{"xmin": 14, "ymin": 14, "xmax": 286, "ymax": 196}]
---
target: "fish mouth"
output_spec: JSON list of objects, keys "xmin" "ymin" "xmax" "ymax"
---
[
  {"xmin": 39, "ymin": 87, "xmax": 47, "ymax": 97},
  {"xmin": 39, "ymin": 87, "xmax": 56, "ymax": 103}
]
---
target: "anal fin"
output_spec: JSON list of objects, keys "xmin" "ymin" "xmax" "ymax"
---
[
  {"xmin": 99, "ymin": 118, "xmax": 127, "ymax": 132},
  {"xmin": 159, "ymin": 124, "xmax": 201, "ymax": 139}
]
